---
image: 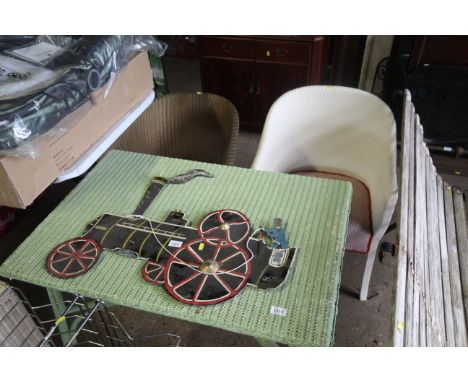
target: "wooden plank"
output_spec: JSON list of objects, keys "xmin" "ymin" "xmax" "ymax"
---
[
  {"xmin": 404, "ymin": 104, "xmax": 417, "ymax": 346},
  {"xmin": 422, "ymin": 220, "xmax": 430, "ymax": 346},
  {"xmin": 437, "ymin": 175, "xmax": 456, "ymax": 346},
  {"xmin": 453, "ymin": 187, "xmax": 468, "ymax": 330},
  {"xmin": 421, "ymin": 151, "xmax": 431, "ymax": 346},
  {"xmin": 393, "ymin": 93, "xmax": 412, "ymax": 346},
  {"xmin": 444, "ymin": 182, "xmax": 468, "ymax": 346},
  {"xmin": 464, "ymin": 190, "xmax": 468, "ymax": 224},
  {"xmin": 425, "ymin": 158, "xmax": 446, "ymax": 346},
  {"xmin": 395, "ymin": 93, "xmax": 466, "ymax": 347},
  {"xmin": 414, "ymin": 120, "xmax": 426, "ymax": 346},
  {"xmin": 421, "ymin": 151, "xmax": 432, "ymax": 346}
]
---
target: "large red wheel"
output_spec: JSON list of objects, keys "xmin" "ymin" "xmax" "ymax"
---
[
  {"xmin": 198, "ymin": 209, "xmax": 251, "ymax": 247},
  {"xmin": 164, "ymin": 238, "xmax": 251, "ymax": 305},
  {"xmin": 47, "ymin": 237, "xmax": 101, "ymax": 279},
  {"xmin": 141, "ymin": 260, "xmax": 165, "ymax": 285}
]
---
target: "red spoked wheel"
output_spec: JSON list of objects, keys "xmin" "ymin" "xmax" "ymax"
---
[
  {"xmin": 141, "ymin": 260, "xmax": 165, "ymax": 285},
  {"xmin": 164, "ymin": 238, "xmax": 251, "ymax": 305},
  {"xmin": 198, "ymin": 209, "xmax": 251, "ymax": 247},
  {"xmin": 47, "ymin": 237, "xmax": 101, "ymax": 279}
]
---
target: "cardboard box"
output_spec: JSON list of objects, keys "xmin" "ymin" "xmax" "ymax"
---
[{"xmin": 0, "ymin": 52, "xmax": 154, "ymax": 209}]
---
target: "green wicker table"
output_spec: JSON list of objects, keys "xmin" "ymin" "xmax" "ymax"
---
[{"xmin": 0, "ymin": 150, "xmax": 352, "ymax": 346}]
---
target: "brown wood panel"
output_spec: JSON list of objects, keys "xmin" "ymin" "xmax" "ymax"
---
[
  {"xmin": 200, "ymin": 58, "xmax": 254, "ymax": 125},
  {"xmin": 254, "ymin": 40, "xmax": 309, "ymax": 65},
  {"xmin": 159, "ymin": 36, "xmax": 199, "ymax": 59},
  {"xmin": 410, "ymin": 36, "xmax": 468, "ymax": 68},
  {"xmin": 199, "ymin": 37, "xmax": 254, "ymax": 60},
  {"xmin": 309, "ymin": 36, "xmax": 327, "ymax": 84},
  {"xmin": 199, "ymin": 35, "xmax": 329, "ymax": 131},
  {"xmin": 330, "ymin": 35, "xmax": 366, "ymax": 87},
  {"xmin": 254, "ymin": 62, "xmax": 308, "ymax": 125},
  {"xmin": 248, "ymin": 35, "xmax": 319, "ymax": 43}
]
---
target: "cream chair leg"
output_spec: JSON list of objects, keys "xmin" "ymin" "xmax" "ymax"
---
[
  {"xmin": 360, "ymin": 239, "xmax": 380, "ymax": 301},
  {"xmin": 360, "ymin": 251, "xmax": 375, "ymax": 301}
]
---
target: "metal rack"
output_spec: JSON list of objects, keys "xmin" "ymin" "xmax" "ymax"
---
[{"xmin": 0, "ymin": 285, "xmax": 181, "ymax": 347}]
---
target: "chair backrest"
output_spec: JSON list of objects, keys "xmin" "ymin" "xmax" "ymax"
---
[
  {"xmin": 252, "ymin": 85, "xmax": 398, "ymax": 234},
  {"xmin": 111, "ymin": 92, "xmax": 239, "ymax": 165}
]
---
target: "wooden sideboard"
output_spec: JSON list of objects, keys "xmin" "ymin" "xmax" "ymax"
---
[{"xmin": 199, "ymin": 36, "xmax": 327, "ymax": 131}]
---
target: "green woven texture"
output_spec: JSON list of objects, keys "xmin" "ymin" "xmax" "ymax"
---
[{"xmin": 0, "ymin": 150, "xmax": 351, "ymax": 346}]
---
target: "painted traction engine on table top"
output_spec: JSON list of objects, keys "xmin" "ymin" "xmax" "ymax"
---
[{"xmin": 46, "ymin": 170, "xmax": 297, "ymax": 306}]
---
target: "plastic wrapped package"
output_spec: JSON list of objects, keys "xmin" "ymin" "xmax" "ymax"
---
[{"xmin": 0, "ymin": 35, "xmax": 166, "ymax": 157}]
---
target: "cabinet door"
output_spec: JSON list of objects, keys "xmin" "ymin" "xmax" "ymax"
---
[
  {"xmin": 254, "ymin": 63, "xmax": 308, "ymax": 125},
  {"xmin": 201, "ymin": 58, "xmax": 254, "ymax": 124}
]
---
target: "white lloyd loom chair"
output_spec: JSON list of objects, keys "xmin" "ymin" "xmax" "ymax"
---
[{"xmin": 252, "ymin": 86, "xmax": 398, "ymax": 300}]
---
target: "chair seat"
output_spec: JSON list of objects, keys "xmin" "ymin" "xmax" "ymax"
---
[{"xmin": 292, "ymin": 171, "xmax": 373, "ymax": 254}]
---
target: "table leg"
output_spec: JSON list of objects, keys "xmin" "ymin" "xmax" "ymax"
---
[
  {"xmin": 46, "ymin": 288, "xmax": 73, "ymax": 346},
  {"xmin": 47, "ymin": 287, "xmax": 116, "ymax": 346}
]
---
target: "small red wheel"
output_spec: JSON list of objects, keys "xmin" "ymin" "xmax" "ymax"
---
[
  {"xmin": 141, "ymin": 260, "xmax": 165, "ymax": 285},
  {"xmin": 47, "ymin": 237, "xmax": 101, "ymax": 279},
  {"xmin": 164, "ymin": 238, "xmax": 251, "ymax": 305},
  {"xmin": 198, "ymin": 209, "xmax": 251, "ymax": 247}
]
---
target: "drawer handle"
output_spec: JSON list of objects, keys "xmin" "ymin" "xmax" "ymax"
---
[
  {"xmin": 256, "ymin": 84, "xmax": 261, "ymax": 95},
  {"xmin": 221, "ymin": 43, "xmax": 233, "ymax": 53},
  {"xmin": 276, "ymin": 47, "xmax": 288, "ymax": 57},
  {"xmin": 248, "ymin": 83, "xmax": 254, "ymax": 95}
]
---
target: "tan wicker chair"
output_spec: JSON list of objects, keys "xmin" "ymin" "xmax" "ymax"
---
[{"xmin": 111, "ymin": 92, "xmax": 239, "ymax": 165}]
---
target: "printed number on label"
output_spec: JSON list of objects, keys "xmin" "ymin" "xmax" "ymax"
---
[
  {"xmin": 168, "ymin": 240, "xmax": 183, "ymax": 248},
  {"xmin": 270, "ymin": 306, "xmax": 288, "ymax": 317}
]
